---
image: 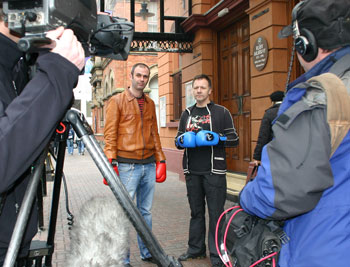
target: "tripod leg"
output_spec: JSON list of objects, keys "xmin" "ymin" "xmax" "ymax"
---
[
  {"xmin": 3, "ymin": 148, "xmax": 48, "ymax": 267},
  {"xmin": 37, "ymin": 172, "xmax": 44, "ymax": 230},
  {"xmin": 44, "ymin": 137, "xmax": 67, "ymax": 267}
]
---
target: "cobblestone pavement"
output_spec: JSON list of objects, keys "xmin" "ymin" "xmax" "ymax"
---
[{"xmin": 33, "ymin": 150, "xmax": 235, "ymax": 267}]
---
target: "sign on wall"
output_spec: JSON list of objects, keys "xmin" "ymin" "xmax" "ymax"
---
[
  {"xmin": 253, "ymin": 36, "xmax": 269, "ymax": 71},
  {"xmin": 159, "ymin": 95, "xmax": 166, "ymax": 127},
  {"xmin": 185, "ymin": 81, "xmax": 196, "ymax": 107}
]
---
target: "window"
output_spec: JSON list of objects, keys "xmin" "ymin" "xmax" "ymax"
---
[
  {"xmin": 147, "ymin": 1, "xmax": 158, "ymax": 32},
  {"xmin": 104, "ymin": 82, "xmax": 108, "ymax": 98},
  {"xmin": 100, "ymin": 106, "xmax": 104, "ymax": 128},
  {"xmin": 110, "ymin": 78, "xmax": 114, "ymax": 94},
  {"xmin": 172, "ymin": 71, "xmax": 182, "ymax": 120},
  {"xmin": 86, "ymin": 101, "xmax": 92, "ymax": 117}
]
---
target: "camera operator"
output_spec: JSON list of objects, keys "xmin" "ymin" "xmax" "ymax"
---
[
  {"xmin": 0, "ymin": 2, "xmax": 85, "ymax": 265},
  {"xmin": 239, "ymin": 0, "xmax": 350, "ymax": 266}
]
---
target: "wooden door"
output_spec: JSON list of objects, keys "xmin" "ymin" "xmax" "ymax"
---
[{"xmin": 218, "ymin": 16, "xmax": 250, "ymax": 173}]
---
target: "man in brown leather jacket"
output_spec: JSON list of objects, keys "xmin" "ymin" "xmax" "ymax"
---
[{"xmin": 104, "ymin": 63, "xmax": 166, "ymax": 266}]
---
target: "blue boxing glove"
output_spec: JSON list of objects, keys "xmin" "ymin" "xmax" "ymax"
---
[
  {"xmin": 196, "ymin": 130, "xmax": 227, "ymax": 146},
  {"xmin": 175, "ymin": 132, "xmax": 197, "ymax": 148}
]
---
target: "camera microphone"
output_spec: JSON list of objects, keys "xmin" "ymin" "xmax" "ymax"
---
[{"xmin": 66, "ymin": 196, "xmax": 129, "ymax": 266}]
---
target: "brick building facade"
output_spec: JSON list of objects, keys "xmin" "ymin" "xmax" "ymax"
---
[{"xmin": 91, "ymin": 0, "xmax": 302, "ymax": 197}]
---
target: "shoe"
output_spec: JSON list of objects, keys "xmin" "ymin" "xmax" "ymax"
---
[
  {"xmin": 124, "ymin": 264, "xmax": 132, "ymax": 267},
  {"xmin": 212, "ymin": 262, "xmax": 224, "ymax": 267},
  {"xmin": 141, "ymin": 257, "xmax": 156, "ymax": 264},
  {"xmin": 178, "ymin": 252, "xmax": 206, "ymax": 261}
]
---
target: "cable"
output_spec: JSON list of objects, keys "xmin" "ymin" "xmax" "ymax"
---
[
  {"xmin": 249, "ymin": 252, "xmax": 277, "ymax": 267},
  {"xmin": 223, "ymin": 208, "xmax": 243, "ymax": 267},
  {"xmin": 284, "ymin": 44, "xmax": 296, "ymax": 92},
  {"xmin": 216, "ymin": 205, "xmax": 280, "ymax": 267},
  {"xmin": 215, "ymin": 206, "xmax": 240, "ymax": 267}
]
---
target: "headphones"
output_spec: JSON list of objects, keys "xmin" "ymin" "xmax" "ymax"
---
[{"xmin": 292, "ymin": 1, "xmax": 318, "ymax": 62}]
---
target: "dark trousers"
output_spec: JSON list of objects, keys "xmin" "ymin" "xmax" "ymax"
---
[{"xmin": 185, "ymin": 173, "xmax": 227, "ymax": 264}]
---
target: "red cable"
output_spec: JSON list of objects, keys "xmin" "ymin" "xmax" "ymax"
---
[
  {"xmin": 249, "ymin": 252, "xmax": 277, "ymax": 267},
  {"xmin": 216, "ymin": 205, "xmax": 280, "ymax": 267},
  {"xmin": 223, "ymin": 208, "xmax": 243, "ymax": 266},
  {"xmin": 215, "ymin": 205, "xmax": 241, "ymax": 267}
]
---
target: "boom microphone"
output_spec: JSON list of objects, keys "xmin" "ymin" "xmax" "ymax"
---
[{"xmin": 66, "ymin": 196, "xmax": 129, "ymax": 267}]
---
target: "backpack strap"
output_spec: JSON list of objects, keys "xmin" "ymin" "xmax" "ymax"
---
[
  {"xmin": 329, "ymin": 54, "xmax": 350, "ymax": 77},
  {"xmin": 307, "ymin": 73, "xmax": 350, "ymax": 156}
]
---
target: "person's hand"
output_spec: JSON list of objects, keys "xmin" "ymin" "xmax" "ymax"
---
[
  {"xmin": 252, "ymin": 160, "xmax": 261, "ymax": 166},
  {"xmin": 156, "ymin": 161, "xmax": 166, "ymax": 183},
  {"xmin": 103, "ymin": 159, "xmax": 119, "ymax": 186},
  {"xmin": 46, "ymin": 27, "xmax": 85, "ymax": 70}
]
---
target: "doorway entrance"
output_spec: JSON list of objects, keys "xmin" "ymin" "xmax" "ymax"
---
[{"xmin": 218, "ymin": 16, "xmax": 250, "ymax": 173}]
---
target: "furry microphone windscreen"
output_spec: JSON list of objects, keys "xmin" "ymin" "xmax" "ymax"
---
[{"xmin": 66, "ymin": 196, "xmax": 130, "ymax": 267}]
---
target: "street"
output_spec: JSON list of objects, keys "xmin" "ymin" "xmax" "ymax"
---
[{"xmin": 32, "ymin": 150, "xmax": 235, "ymax": 266}]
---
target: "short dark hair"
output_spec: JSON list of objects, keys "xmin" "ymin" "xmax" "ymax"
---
[
  {"xmin": 270, "ymin": 91, "xmax": 284, "ymax": 102},
  {"xmin": 192, "ymin": 74, "xmax": 212, "ymax": 88},
  {"xmin": 131, "ymin": 63, "xmax": 150, "ymax": 76}
]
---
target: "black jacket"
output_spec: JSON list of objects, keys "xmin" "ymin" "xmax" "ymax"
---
[
  {"xmin": 0, "ymin": 33, "xmax": 80, "ymax": 260},
  {"xmin": 175, "ymin": 102, "xmax": 239, "ymax": 175},
  {"xmin": 253, "ymin": 102, "xmax": 281, "ymax": 161}
]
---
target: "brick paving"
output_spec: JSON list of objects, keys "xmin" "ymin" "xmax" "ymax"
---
[{"xmin": 33, "ymin": 150, "xmax": 235, "ymax": 267}]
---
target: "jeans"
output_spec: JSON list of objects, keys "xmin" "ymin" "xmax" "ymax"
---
[
  {"xmin": 77, "ymin": 140, "xmax": 85, "ymax": 155},
  {"xmin": 66, "ymin": 139, "xmax": 74, "ymax": 155},
  {"xmin": 118, "ymin": 162, "xmax": 156, "ymax": 263}
]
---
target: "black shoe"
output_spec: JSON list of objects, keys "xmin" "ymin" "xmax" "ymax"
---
[
  {"xmin": 178, "ymin": 252, "xmax": 206, "ymax": 261},
  {"xmin": 124, "ymin": 264, "xmax": 132, "ymax": 267},
  {"xmin": 212, "ymin": 263, "xmax": 224, "ymax": 267},
  {"xmin": 141, "ymin": 257, "xmax": 156, "ymax": 264}
]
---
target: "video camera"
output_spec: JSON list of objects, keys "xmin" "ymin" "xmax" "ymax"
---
[{"xmin": 2, "ymin": 0, "xmax": 134, "ymax": 60}]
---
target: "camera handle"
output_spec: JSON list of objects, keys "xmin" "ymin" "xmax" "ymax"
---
[
  {"xmin": 17, "ymin": 35, "xmax": 55, "ymax": 53},
  {"xmin": 4, "ymin": 108, "xmax": 182, "ymax": 267}
]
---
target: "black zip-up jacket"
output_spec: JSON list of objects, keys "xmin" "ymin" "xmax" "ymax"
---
[
  {"xmin": 253, "ymin": 102, "xmax": 281, "ymax": 161},
  {"xmin": 0, "ymin": 33, "xmax": 80, "ymax": 261},
  {"xmin": 175, "ymin": 102, "xmax": 239, "ymax": 175}
]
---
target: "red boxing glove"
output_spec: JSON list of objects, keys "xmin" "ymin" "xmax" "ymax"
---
[
  {"xmin": 103, "ymin": 158, "xmax": 119, "ymax": 186},
  {"xmin": 156, "ymin": 161, "xmax": 166, "ymax": 183}
]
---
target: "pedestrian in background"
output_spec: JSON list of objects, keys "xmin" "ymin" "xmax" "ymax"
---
[
  {"xmin": 252, "ymin": 90, "xmax": 284, "ymax": 164},
  {"xmin": 67, "ymin": 126, "xmax": 75, "ymax": 155},
  {"xmin": 104, "ymin": 63, "xmax": 167, "ymax": 266},
  {"xmin": 76, "ymin": 136, "xmax": 85, "ymax": 155},
  {"xmin": 175, "ymin": 74, "xmax": 239, "ymax": 267}
]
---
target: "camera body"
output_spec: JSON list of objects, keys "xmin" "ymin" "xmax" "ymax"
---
[
  {"xmin": 2, "ymin": 0, "xmax": 134, "ymax": 60},
  {"xmin": 3, "ymin": 0, "xmax": 96, "ymax": 40}
]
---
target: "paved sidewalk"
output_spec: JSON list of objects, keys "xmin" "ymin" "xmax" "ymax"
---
[{"xmin": 34, "ymin": 151, "xmax": 235, "ymax": 267}]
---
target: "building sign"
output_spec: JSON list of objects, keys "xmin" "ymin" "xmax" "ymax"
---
[
  {"xmin": 185, "ymin": 81, "xmax": 196, "ymax": 107},
  {"xmin": 159, "ymin": 96, "xmax": 166, "ymax": 127},
  {"xmin": 253, "ymin": 36, "xmax": 269, "ymax": 71}
]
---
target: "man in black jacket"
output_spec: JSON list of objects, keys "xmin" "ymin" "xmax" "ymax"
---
[
  {"xmin": 0, "ymin": 3, "xmax": 85, "ymax": 265},
  {"xmin": 253, "ymin": 90, "xmax": 284, "ymax": 163},
  {"xmin": 175, "ymin": 74, "xmax": 239, "ymax": 267}
]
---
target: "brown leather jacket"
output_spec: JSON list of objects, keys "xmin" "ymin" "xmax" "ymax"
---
[{"xmin": 104, "ymin": 88, "xmax": 166, "ymax": 162}]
